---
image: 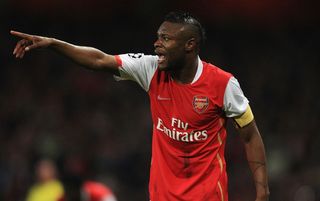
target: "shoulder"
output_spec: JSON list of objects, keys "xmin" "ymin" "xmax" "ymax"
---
[
  {"xmin": 202, "ymin": 61, "xmax": 233, "ymax": 84},
  {"xmin": 117, "ymin": 53, "xmax": 158, "ymax": 66},
  {"xmin": 48, "ymin": 180, "xmax": 64, "ymax": 192}
]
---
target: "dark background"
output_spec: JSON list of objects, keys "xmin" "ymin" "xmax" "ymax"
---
[{"xmin": 1, "ymin": 0, "xmax": 319, "ymax": 200}]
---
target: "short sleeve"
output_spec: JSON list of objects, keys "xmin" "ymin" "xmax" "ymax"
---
[
  {"xmin": 114, "ymin": 53, "xmax": 158, "ymax": 92},
  {"xmin": 223, "ymin": 77, "xmax": 249, "ymax": 117},
  {"xmin": 102, "ymin": 195, "xmax": 117, "ymax": 201}
]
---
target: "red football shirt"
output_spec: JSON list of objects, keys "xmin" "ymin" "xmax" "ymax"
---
[
  {"xmin": 116, "ymin": 54, "xmax": 248, "ymax": 201},
  {"xmin": 82, "ymin": 181, "xmax": 117, "ymax": 201}
]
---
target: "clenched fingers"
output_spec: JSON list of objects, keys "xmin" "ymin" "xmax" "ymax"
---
[{"xmin": 13, "ymin": 39, "xmax": 32, "ymax": 58}]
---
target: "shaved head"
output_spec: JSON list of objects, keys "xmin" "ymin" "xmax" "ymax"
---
[{"xmin": 164, "ymin": 11, "xmax": 206, "ymax": 48}]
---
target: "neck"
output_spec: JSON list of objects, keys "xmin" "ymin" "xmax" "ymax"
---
[{"xmin": 171, "ymin": 55, "xmax": 199, "ymax": 84}]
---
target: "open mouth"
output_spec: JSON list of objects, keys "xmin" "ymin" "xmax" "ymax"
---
[
  {"xmin": 155, "ymin": 49, "xmax": 167, "ymax": 65},
  {"xmin": 158, "ymin": 54, "xmax": 166, "ymax": 64},
  {"xmin": 155, "ymin": 50, "xmax": 166, "ymax": 64}
]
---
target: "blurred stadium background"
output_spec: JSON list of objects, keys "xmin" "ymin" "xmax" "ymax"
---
[{"xmin": 1, "ymin": 0, "xmax": 319, "ymax": 200}]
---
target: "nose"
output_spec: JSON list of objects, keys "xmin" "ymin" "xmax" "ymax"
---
[{"xmin": 154, "ymin": 38, "xmax": 161, "ymax": 49}]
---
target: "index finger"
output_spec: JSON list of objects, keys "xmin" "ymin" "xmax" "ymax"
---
[{"xmin": 10, "ymin": 30, "xmax": 32, "ymax": 40}]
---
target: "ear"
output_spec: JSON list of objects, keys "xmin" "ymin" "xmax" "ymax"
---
[{"xmin": 185, "ymin": 38, "xmax": 196, "ymax": 52}]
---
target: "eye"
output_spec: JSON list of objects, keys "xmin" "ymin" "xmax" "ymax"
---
[
  {"xmin": 156, "ymin": 34, "xmax": 171, "ymax": 42},
  {"xmin": 163, "ymin": 36, "xmax": 169, "ymax": 41}
]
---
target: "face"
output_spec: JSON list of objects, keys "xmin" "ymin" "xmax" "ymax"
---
[
  {"xmin": 36, "ymin": 160, "xmax": 56, "ymax": 182},
  {"xmin": 154, "ymin": 21, "xmax": 189, "ymax": 71}
]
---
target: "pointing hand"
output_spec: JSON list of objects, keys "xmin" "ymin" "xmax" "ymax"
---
[{"xmin": 10, "ymin": 30, "xmax": 52, "ymax": 59}]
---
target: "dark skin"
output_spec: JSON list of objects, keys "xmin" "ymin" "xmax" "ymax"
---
[
  {"xmin": 10, "ymin": 30, "xmax": 120, "ymax": 75},
  {"xmin": 237, "ymin": 120, "xmax": 270, "ymax": 201},
  {"xmin": 11, "ymin": 21, "xmax": 269, "ymax": 201},
  {"xmin": 154, "ymin": 21, "xmax": 199, "ymax": 84}
]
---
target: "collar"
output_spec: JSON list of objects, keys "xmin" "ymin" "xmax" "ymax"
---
[{"xmin": 191, "ymin": 56, "xmax": 203, "ymax": 84}]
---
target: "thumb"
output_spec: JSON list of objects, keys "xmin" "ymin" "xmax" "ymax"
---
[{"xmin": 25, "ymin": 43, "xmax": 39, "ymax": 51}]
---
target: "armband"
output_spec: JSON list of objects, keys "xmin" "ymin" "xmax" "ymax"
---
[{"xmin": 233, "ymin": 105, "xmax": 254, "ymax": 127}]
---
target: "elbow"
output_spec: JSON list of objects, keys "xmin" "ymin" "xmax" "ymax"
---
[
  {"xmin": 94, "ymin": 58, "xmax": 104, "ymax": 70},
  {"xmin": 94, "ymin": 54, "xmax": 115, "ymax": 71},
  {"xmin": 92, "ymin": 56, "xmax": 109, "ymax": 70}
]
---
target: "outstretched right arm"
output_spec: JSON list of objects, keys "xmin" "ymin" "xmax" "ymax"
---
[{"xmin": 11, "ymin": 30, "xmax": 119, "ymax": 75}]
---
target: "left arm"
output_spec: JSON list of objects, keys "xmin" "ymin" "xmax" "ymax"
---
[
  {"xmin": 223, "ymin": 76, "xmax": 269, "ymax": 200},
  {"xmin": 236, "ymin": 119, "xmax": 270, "ymax": 201}
]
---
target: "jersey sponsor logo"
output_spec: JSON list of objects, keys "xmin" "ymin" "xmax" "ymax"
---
[
  {"xmin": 193, "ymin": 95, "xmax": 209, "ymax": 114},
  {"xmin": 156, "ymin": 117, "xmax": 208, "ymax": 142}
]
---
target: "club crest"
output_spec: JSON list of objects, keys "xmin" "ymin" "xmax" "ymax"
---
[{"xmin": 193, "ymin": 96, "xmax": 209, "ymax": 114}]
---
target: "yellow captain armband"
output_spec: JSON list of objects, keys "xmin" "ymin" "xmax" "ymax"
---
[{"xmin": 234, "ymin": 105, "xmax": 254, "ymax": 128}]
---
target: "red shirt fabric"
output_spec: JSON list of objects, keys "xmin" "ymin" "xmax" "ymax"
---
[
  {"xmin": 148, "ymin": 62, "xmax": 231, "ymax": 201},
  {"xmin": 116, "ymin": 54, "xmax": 238, "ymax": 201},
  {"xmin": 82, "ymin": 181, "xmax": 115, "ymax": 201}
]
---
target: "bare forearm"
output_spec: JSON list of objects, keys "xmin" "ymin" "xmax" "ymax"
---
[
  {"xmin": 11, "ymin": 30, "xmax": 119, "ymax": 73},
  {"xmin": 238, "ymin": 120, "xmax": 270, "ymax": 201},
  {"xmin": 245, "ymin": 135, "xmax": 269, "ymax": 200},
  {"xmin": 49, "ymin": 38, "xmax": 117, "ymax": 71}
]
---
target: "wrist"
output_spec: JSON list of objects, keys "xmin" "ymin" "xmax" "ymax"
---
[
  {"xmin": 48, "ymin": 38, "xmax": 57, "ymax": 48},
  {"xmin": 256, "ymin": 190, "xmax": 270, "ymax": 201}
]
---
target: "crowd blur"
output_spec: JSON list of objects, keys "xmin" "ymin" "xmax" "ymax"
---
[{"xmin": 1, "ymin": 0, "xmax": 319, "ymax": 201}]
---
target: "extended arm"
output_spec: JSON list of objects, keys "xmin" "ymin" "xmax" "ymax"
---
[
  {"xmin": 236, "ymin": 119, "xmax": 270, "ymax": 201},
  {"xmin": 11, "ymin": 30, "xmax": 119, "ymax": 75}
]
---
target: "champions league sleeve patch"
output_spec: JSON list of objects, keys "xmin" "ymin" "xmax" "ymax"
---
[
  {"xmin": 127, "ymin": 53, "xmax": 143, "ymax": 59},
  {"xmin": 193, "ymin": 95, "xmax": 209, "ymax": 114}
]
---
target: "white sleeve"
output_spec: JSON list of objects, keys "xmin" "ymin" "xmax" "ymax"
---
[
  {"xmin": 223, "ymin": 77, "xmax": 249, "ymax": 117},
  {"xmin": 115, "ymin": 53, "xmax": 158, "ymax": 92},
  {"xmin": 102, "ymin": 195, "xmax": 117, "ymax": 201}
]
